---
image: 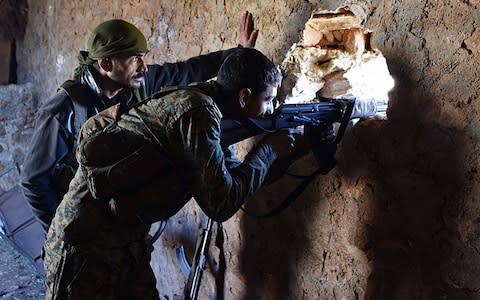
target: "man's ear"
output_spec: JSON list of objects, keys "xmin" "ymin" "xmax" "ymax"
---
[
  {"xmin": 98, "ymin": 58, "xmax": 112, "ymax": 72},
  {"xmin": 238, "ymin": 88, "xmax": 251, "ymax": 109}
]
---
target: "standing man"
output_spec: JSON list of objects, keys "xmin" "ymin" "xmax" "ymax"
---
[
  {"xmin": 21, "ymin": 12, "xmax": 258, "ymax": 232},
  {"xmin": 44, "ymin": 47, "xmax": 336, "ymax": 300}
]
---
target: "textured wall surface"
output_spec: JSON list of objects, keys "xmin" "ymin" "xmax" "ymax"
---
[
  {"xmin": 0, "ymin": 0, "xmax": 28, "ymax": 40},
  {"xmin": 0, "ymin": 83, "xmax": 35, "ymax": 193},
  {"xmin": 11, "ymin": 0, "xmax": 480, "ymax": 299}
]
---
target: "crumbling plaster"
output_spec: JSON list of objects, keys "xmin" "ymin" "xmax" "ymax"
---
[{"xmin": 10, "ymin": 0, "xmax": 480, "ymax": 299}]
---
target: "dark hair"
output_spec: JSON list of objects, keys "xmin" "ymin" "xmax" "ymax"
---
[{"xmin": 216, "ymin": 48, "xmax": 281, "ymax": 96}]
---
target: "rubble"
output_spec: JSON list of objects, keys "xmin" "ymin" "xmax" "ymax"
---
[{"xmin": 0, "ymin": 234, "xmax": 44, "ymax": 299}]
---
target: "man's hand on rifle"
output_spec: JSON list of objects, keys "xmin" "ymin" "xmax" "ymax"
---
[
  {"xmin": 307, "ymin": 124, "xmax": 338, "ymax": 173},
  {"xmin": 262, "ymin": 124, "xmax": 336, "ymax": 159},
  {"xmin": 318, "ymin": 124, "xmax": 336, "ymax": 144},
  {"xmin": 262, "ymin": 128, "xmax": 297, "ymax": 158}
]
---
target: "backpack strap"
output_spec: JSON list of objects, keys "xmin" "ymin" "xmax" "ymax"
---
[
  {"xmin": 59, "ymin": 80, "xmax": 93, "ymax": 142},
  {"xmin": 123, "ymin": 85, "xmax": 208, "ymax": 116}
]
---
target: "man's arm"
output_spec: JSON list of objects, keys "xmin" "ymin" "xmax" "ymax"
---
[
  {"xmin": 144, "ymin": 49, "xmax": 239, "ymax": 94},
  {"xmin": 143, "ymin": 11, "xmax": 258, "ymax": 95},
  {"xmin": 21, "ymin": 97, "xmax": 73, "ymax": 232},
  {"xmin": 172, "ymin": 105, "xmax": 282, "ymax": 222}
]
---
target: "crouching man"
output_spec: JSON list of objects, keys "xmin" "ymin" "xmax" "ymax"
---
[{"xmin": 43, "ymin": 48, "xmax": 336, "ymax": 300}]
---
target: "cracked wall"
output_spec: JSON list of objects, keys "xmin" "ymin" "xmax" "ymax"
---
[{"xmin": 11, "ymin": 0, "xmax": 480, "ymax": 299}]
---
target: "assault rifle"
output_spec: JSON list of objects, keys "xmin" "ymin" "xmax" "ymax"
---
[
  {"xmin": 179, "ymin": 96, "xmax": 387, "ymax": 299},
  {"xmin": 220, "ymin": 97, "xmax": 387, "ymax": 147}
]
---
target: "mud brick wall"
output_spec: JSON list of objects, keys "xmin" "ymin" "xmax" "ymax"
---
[{"xmin": 11, "ymin": 0, "xmax": 480, "ymax": 299}]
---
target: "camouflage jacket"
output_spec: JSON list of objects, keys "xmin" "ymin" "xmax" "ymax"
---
[{"xmin": 45, "ymin": 81, "xmax": 278, "ymax": 251}]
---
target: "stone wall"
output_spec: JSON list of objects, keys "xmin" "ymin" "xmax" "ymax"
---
[
  {"xmin": 12, "ymin": 0, "xmax": 480, "ymax": 299},
  {"xmin": 0, "ymin": 83, "xmax": 35, "ymax": 194}
]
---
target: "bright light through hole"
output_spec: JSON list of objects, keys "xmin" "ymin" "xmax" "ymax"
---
[
  {"xmin": 344, "ymin": 55, "xmax": 394, "ymax": 102},
  {"xmin": 281, "ymin": 50, "xmax": 394, "ymax": 120},
  {"xmin": 279, "ymin": 6, "xmax": 395, "ymax": 121}
]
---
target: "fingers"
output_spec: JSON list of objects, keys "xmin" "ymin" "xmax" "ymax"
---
[
  {"xmin": 238, "ymin": 11, "xmax": 246, "ymax": 37},
  {"xmin": 248, "ymin": 29, "xmax": 259, "ymax": 48},
  {"xmin": 238, "ymin": 11, "xmax": 258, "ymax": 48},
  {"xmin": 245, "ymin": 11, "xmax": 254, "ymax": 33},
  {"xmin": 240, "ymin": 11, "xmax": 252, "ymax": 32},
  {"xmin": 289, "ymin": 134, "xmax": 295, "ymax": 152},
  {"xmin": 319, "ymin": 124, "xmax": 336, "ymax": 143},
  {"xmin": 281, "ymin": 129, "xmax": 296, "ymax": 152},
  {"xmin": 262, "ymin": 129, "xmax": 297, "ymax": 158}
]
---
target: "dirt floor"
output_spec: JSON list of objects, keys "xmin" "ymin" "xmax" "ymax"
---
[{"xmin": 0, "ymin": 234, "xmax": 44, "ymax": 299}]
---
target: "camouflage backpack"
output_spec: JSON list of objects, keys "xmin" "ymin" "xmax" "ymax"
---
[{"xmin": 75, "ymin": 86, "xmax": 198, "ymax": 223}]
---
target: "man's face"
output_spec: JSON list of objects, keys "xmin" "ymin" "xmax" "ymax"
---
[
  {"xmin": 243, "ymin": 84, "xmax": 277, "ymax": 118},
  {"xmin": 108, "ymin": 53, "xmax": 148, "ymax": 89}
]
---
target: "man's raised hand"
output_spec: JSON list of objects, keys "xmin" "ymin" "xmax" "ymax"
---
[{"xmin": 237, "ymin": 11, "xmax": 258, "ymax": 48}]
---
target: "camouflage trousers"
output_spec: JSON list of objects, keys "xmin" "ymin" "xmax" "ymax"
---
[{"xmin": 43, "ymin": 240, "xmax": 159, "ymax": 300}]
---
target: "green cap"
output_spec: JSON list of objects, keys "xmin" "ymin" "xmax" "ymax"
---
[{"xmin": 87, "ymin": 19, "xmax": 148, "ymax": 60}]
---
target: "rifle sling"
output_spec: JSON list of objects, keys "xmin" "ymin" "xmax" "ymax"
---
[
  {"xmin": 240, "ymin": 100, "xmax": 355, "ymax": 219},
  {"xmin": 241, "ymin": 165, "xmax": 333, "ymax": 218}
]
